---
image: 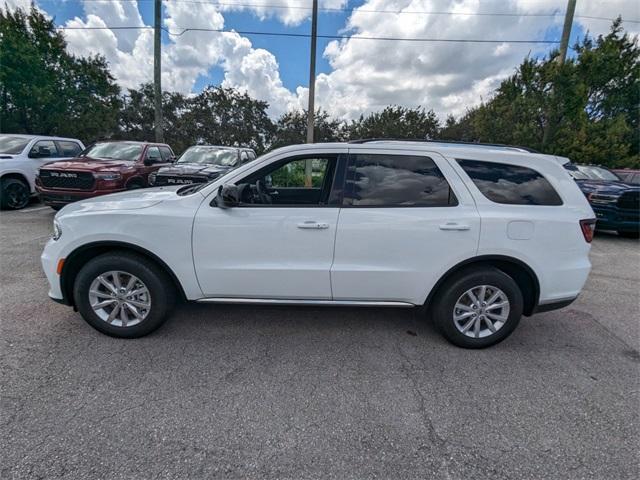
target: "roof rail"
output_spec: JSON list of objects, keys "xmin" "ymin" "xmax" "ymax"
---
[{"xmin": 347, "ymin": 138, "xmax": 540, "ymax": 153}]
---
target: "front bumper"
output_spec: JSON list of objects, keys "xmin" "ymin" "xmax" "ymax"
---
[
  {"xmin": 36, "ymin": 186, "xmax": 125, "ymax": 206},
  {"xmin": 41, "ymin": 238, "xmax": 66, "ymax": 302},
  {"xmin": 592, "ymin": 205, "xmax": 640, "ymax": 232}
]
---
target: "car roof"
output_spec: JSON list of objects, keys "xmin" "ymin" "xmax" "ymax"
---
[
  {"xmin": 0, "ymin": 134, "xmax": 82, "ymax": 142},
  {"xmin": 269, "ymin": 141, "xmax": 564, "ymax": 166},
  {"xmin": 188, "ymin": 145, "xmax": 254, "ymax": 151}
]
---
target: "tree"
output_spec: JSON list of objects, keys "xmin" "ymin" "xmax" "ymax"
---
[
  {"xmin": 272, "ymin": 109, "xmax": 346, "ymax": 148},
  {"xmin": 440, "ymin": 19, "xmax": 639, "ymax": 167},
  {"xmin": 346, "ymin": 106, "xmax": 439, "ymax": 140},
  {"xmin": 0, "ymin": 7, "xmax": 121, "ymax": 142}
]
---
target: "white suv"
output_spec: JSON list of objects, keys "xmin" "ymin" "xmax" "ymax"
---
[
  {"xmin": 41, "ymin": 141, "xmax": 595, "ymax": 348},
  {"xmin": 0, "ymin": 134, "xmax": 85, "ymax": 209}
]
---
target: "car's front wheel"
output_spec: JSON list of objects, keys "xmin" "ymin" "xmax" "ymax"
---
[
  {"xmin": 73, "ymin": 252, "xmax": 175, "ymax": 338},
  {"xmin": 432, "ymin": 267, "xmax": 524, "ymax": 348}
]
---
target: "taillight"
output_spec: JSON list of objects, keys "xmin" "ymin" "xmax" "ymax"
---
[{"xmin": 580, "ymin": 219, "xmax": 596, "ymax": 243}]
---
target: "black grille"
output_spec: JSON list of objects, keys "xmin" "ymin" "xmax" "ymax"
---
[
  {"xmin": 618, "ymin": 191, "xmax": 640, "ymax": 211},
  {"xmin": 40, "ymin": 170, "xmax": 95, "ymax": 190},
  {"xmin": 154, "ymin": 175, "xmax": 207, "ymax": 186}
]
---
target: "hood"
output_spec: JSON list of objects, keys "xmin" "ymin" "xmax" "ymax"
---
[
  {"xmin": 575, "ymin": 179, "xmax": 640, "ymax": 195},
  {"xmin": 41, "ymin": 156, "xmax": 134, "ymax": 172},
  {"xmin": 57, "ymin": 186, "xmax": 184, "ymax": 215},
  {"xmin": 156, "ymin": 162, "xmax": 231, "ymax": 177}
]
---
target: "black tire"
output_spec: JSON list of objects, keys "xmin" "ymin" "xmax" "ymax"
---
[
  {"xmin": 0, "ymin": 177, "xmax": 30, "ymax": 210},
  {"xmin": 73, "ymin": 251, "xmax": 176, "ymax": 338},
  {"xmin": 127, "ymin": 181, "xmax": 144, "ymax": 190},
  {"xmin": 618, "ymin": 230, "xmax": 639, "ymax": 239},
  {"xmin": 51, "ymin": 205, "xmax": 63, "ymax": 211},
  {"xmin": 431, "ymin": 266, "xmax": 524, "ymax": 349}
]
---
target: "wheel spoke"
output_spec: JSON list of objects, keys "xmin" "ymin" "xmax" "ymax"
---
[
  {"xmin": 92, "ymin": 298, "xmax": 116, "ymax": 309},
  {"xmin": 125, "ymin": 298, "xmax": 150, "ymax": 309},
  {"xmin": 90, "ymin": 289, "xmax": 112, "ymax": 299},
  {"xmin": 485, "ymin": 290, "xmax": 501, "ymax": 305},
  {"xmin": 112, "ymin": 272, "xmax": 122, "ymax": 290},
  {"xmin": 98, "ymin": 276, "xmax": 117, "ymax": 295},
  {"xmin": 486, "ymin": 301, "xmax": 508, "ymax": 311},
  {"xmin": 128, "ymin": 287, "xmax": 148, "ymax": 298},
  {"xmin": 454, "ymin": 311, "xmax": 475, "ymax": 322},
  {"xmin": 125, "ymin": 303, "xmax": 144, "ymax": 320},
  {"xmin": 124, "ymin": 275, "xmax": 136, "ymax": 294},
  {"xmin": 478, "ymin": 285, "xmax": 487, "ymax": 303},
  {"xmin": 454, "ymin": 303, "xmax": 474, "ymax": 313},
  {"xmin": 484, "ymin": 317, "xmax": 497, "ymax": 333},
  {"xmin": 107, "ymin": 304, "xmax": 120, "ymax": 324},
  {"xmin": 466, "ymin": 289, "xmax": 480, "ymax": 306},
  {"xmin": 461, "ymin": 317, "xmax": 476, "ymax": 333},
  {"xmin": 486, "ymin": 312, "xmax": 508, "ymax": 323},
  {"xmin": 473, "ymin": 316, "xmax": 481, "ymax": 338}
]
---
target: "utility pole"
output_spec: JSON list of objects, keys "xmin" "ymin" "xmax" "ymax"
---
[
  {"xmin": 558, "ymin": 0, "xmax": 577, "ymax": 65},
  {"xmin": 542, "ymin": 0, "xmax": 576, "ymax": 147},
  {"xmin": 304, "ymin": 0, "xmax": 318, "ymax": 187},
  {"xmin": 154, "ymin": 0, "xmax": 163, "ymax": 143}
]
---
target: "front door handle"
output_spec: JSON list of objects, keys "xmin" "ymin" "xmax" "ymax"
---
[
  {"xmin": 439, "ymin": 222, "xmax": 471, "ymax": 231},
  {"xmin": 297, "ymin": 221, "xmax": 330, "ymax": 230}
]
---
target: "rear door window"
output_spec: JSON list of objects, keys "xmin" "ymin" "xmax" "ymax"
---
[
  {"xmin": 457, "ymin": 159, "xmax": 563, "ymax": 206},
  {"xmin": 343, "ymin": 153, "xmax": 457, "ymax": 207}
]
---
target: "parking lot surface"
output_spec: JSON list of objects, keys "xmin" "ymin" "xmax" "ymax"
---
[{"xmin": 1, "ymin": 205, "xmax": 639, "ymax": 479}]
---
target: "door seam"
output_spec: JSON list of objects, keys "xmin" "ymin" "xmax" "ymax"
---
[{"xmin": 328, "ymin": 208, "xmax": 342, "ymax": 300}]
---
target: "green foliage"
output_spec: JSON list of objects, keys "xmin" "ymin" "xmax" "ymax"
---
[
  {"xmin": 440, "ymin": 18, "xmax": 639, "ymax": 168},
  {"xmin": 0, "ymin": 7, "xmax": 121, "ymax": 142},
  {"xmin": 346, "ymin": 106, "xmax": 440, "ymax": 140},
  {"xmin": 271, "ymin": 109, "xmax": 346, "ymax": 148}
]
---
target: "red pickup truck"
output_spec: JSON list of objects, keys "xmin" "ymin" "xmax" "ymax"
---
[{"xmin": 36, "ymin": 141, "xmax": 175, "ymax": 209}]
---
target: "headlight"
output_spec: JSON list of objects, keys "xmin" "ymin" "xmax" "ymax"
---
[
  {"xmin": 95, "ymin": 172, "xmax": 122, "ymax": 181},
  {"xmin": 52, "ymin": 219, "xmax": 62, "ymax": 241}
]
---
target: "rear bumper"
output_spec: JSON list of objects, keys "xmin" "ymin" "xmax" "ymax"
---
[
  {"xmin": 36, "ymin": 186, "xmax": 125, "ymax": 206},
  {"xmin": 533, "ymin": 296, "xmax": 578, "ymax": 314},
  {"xmin": 592, "ymin": 205, "xmax": 639, "ymax": 232}
]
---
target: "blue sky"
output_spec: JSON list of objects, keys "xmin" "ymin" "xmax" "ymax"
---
[{"xmin": 17, "ymin": 0, "xmax": 637, "ymax": 119}]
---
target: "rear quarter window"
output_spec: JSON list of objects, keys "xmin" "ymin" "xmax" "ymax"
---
[{"xmin": 457, "ymin": 159, "xmax": 563, "ymax": 206}]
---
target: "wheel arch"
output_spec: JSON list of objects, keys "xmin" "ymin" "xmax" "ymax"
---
[
  {"xmin": 1, "ymin": 171, "xmax": 33, "ymax": 192},
  {"xmin": 424, "ymin": 255, "xmax": 540, "ymax": 316},
  {"xmin": 125, "ymin": 175, "xmax": 146, "ymax": 188},
  {"xmin": 60, "ymin": 241, "xmax": 187, "ymax": 306}
]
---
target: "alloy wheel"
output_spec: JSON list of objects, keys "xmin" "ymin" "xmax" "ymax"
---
[
  {"xmin": 453, "ymin": 285, "xmax": 510, "ymax": 339},
  {"xmin": 88, "ymin": 271, "xmax": 151, "ymax": 327}
]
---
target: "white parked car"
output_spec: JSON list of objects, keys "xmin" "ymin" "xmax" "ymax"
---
[
  {"xmin": 0, "ymin": 134, "xmax": 85, "ymax": 209},
  {"xmin": 41, "ymin": 141, "xmax": 595, "ymax": 348}
]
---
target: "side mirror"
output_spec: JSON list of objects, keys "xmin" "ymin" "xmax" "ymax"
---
[{"xmin": 216, "ymin": 184, "xmax": 239, "ymax": 208}]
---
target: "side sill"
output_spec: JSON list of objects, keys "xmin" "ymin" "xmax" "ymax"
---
[
  {"xmin": 195, "ymin": 298, "xmax": 415, "ymax": 308},
  {"xmin": 532, "ymin": 296, "xmax": 578, "ymax": 314}
]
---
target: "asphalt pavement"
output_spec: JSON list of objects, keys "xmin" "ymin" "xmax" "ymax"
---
[{"xmin": 1, "ymin": 204, "xmax": 639, "ymax": 479}]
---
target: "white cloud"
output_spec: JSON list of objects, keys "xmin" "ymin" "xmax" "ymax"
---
[{"xmin": 4, "ymin": 0, "xmax": 638, "ymax": 120}]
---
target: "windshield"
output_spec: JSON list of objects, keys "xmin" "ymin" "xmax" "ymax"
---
[
  {"xmin": 82, "ymin": 142, "xmax": 143, "ymax": 161},
  {"xmin": 576, "ymin": 165, "xmax": 621, "ymax": 181},
  {"xmin": 177, "ymin": 147, "xmax": 238, "ymax": 166},
  {"xmin": 0, "ymin": 136, "xmax": 30, "ymax": 154}
]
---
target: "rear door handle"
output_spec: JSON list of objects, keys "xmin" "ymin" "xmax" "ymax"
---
[
  {"xmin": 439, "ymin": 222, "xmax": 471, "ymax": 231},
  {"xmin": 297, "ymin": 221, "xmax": 330, "ymax": 230}
]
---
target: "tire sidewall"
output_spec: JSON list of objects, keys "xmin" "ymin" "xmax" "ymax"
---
[
  {"xmin": 434, "ymin": 268, "xmax": 524, "ymax": 349},
  {"xmin": 73, "ymin": 254, "xmax": 172, "ymax": 338}
]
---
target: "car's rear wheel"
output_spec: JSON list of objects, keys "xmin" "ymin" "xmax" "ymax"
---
[
  {"xmin": 432, "ymin": 267, "xmax": 523, "ymax": 348},
  {"xmin": 73, "ymin": 252, "xmax": 175, "ymax": 338},
  {"xmin": 1, "ymin": 178, "xmax": 30, "ymax": 210}
]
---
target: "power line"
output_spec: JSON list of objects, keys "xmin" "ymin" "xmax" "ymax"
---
[
  {"xmin": 57, "ymin": 25, "xmax": 563, "ymax": 44},
  {"xmin": 39, "ymin": 0, "xmax": 640, "ymax": 24}
]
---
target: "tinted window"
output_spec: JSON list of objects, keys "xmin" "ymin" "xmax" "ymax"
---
[
  {"xmin": 458, "ymin": 159, "xmax": 562, "ymax": 206},
  {"xmin": 57, "ymin": 141, "xmax": 82, "ymax": 157},
  {"xmin": 344, "ymin": 154, "xmax": 456, "ymax": 207},
  {"xmin": 146, "ymin": 146, "xmax": 162, "ymax": 162},
  {"xmin": 30, "ymin": 140, "xmax": 58, "ymax": 157},
  {"xmin": 159, "ymin": 146, "xmax": 173, "ymax": 161},
  {"xmin": 177, "ymin": 146, "xmax": 237, "ymax": 166}
]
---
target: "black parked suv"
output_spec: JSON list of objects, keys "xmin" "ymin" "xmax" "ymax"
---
[
  {"xmin": 149, "ymin": 145, "xmax": 256, "ymax": 186},
  {"xmin": 566, "ymin": 164, "xmax": 640, "ymax": 238}
]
